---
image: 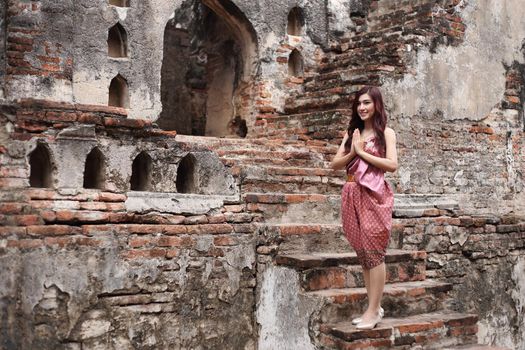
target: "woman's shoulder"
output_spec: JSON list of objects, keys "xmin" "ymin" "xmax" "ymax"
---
[{"xmin": 384, "ymin": 127, "xmax": 396, "ymax": 138}]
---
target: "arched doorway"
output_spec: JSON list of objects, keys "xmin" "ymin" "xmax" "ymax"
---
[{"xmin": 159, "ymin": 0, "xmax": 258, "ymax": 137}]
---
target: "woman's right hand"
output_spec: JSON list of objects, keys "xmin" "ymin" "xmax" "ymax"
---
[{"xmin": 330, "ymin": 130, "xmax": 357, "ymax": 170}]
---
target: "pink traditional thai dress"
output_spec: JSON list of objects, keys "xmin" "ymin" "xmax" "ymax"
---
[{"xmin": 341, "ymin": 136, "xmax": 394, "ymax": 269}]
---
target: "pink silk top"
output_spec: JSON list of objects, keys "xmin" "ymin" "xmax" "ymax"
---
[{"xmin": 345, "ymin": 136, "xmax": 387, "ymax": 196}]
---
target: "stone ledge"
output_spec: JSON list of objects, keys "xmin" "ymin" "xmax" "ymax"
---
[{"xmin": 125, "ymin": 192, "xmax": 241, "ymax": 215}]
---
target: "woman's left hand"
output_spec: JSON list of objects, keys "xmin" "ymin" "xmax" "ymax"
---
[{"xmin": 352, "ymin": 129, "xmax": 364, "ymax": 155}]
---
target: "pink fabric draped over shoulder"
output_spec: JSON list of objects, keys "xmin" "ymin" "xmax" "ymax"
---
[{"xmin": 341, "ymin": 136, "xmax": 394, "ymax": 269}]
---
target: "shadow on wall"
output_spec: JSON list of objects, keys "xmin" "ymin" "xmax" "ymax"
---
[{"xmin": 29, "ymin": 142, "xmax": 54, "ymax": 188}]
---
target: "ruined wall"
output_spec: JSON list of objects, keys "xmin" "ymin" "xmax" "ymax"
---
[
  {"xmin": 0, "ymin": 0, "xmax": 6, "ymax": 99},
  {"xmin": 256, "ymin": 0, "xmax": 524, "ymax": 215},
  {"xmin": 2, "ymin": 0, "xmax": 330, "ymax": 131},
  {"xmin": 379, "ymin": 0, "xmax": 525, "ymax": 215},
  {"xmin": 5, "ymin": 0, "xmax": 74, "ymax": 102},
  {"xmin": 0, "ymin": 204, "xmax": 257, "ymax": 350},
  {"xmin": 1, "ymin": 0, "xmax": 525, "ymax": 349},
  {"xmin": 0, "ymin": 100, "xmax": 257, "ymax": 349}
]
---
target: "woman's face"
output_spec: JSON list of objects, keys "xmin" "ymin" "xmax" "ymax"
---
[{"xmin": 358, "ymin": 93, "xmax": 375, "ymax": 122}]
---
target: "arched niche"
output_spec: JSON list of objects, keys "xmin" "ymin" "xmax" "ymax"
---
[
  {"xmin": 130, "ymin": 151, "xmax": 152, "ymax": 191},
  {"xmin": 288, "ymin": 49, "xmax": 304, "ymax": 77},
  {"xmin": 109, "ymin": 0, "xmax": 130, "ymax": 7},
  {"xmin": 29, "ymin": 143, "xmax": 53, "ymax": 188},
  {"xmin": 159, "ymin": 0, "xmax": 258, "ymax": 137},
  {"xmin": 108, "ymin": 74, "xmax": 129, "ymax": 108},
  {"xmin": 108, "ymin": 23, "xmax": 128, "ymax": 58},
  {"xmin": 83, "ymin": 147, "xmax": 105, "ymax": 189},
  {"xmin": 176, "ymin": 153, "xmax": 197, "ymax": 194},
  {"xmin": 287, "ymin": 7, "xmax": 304, "ymax": 36}
]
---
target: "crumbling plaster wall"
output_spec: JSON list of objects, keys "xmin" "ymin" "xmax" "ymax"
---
[
  {"xmin": 378, "ymin": 0, "xmax": 525, "ymax": 214},
  {"xmin": 71, "ymin": 0, "xmax": 182, "ymax": 120},
  {"xmin": 382, "ymin": 0, "xmax": 525, "ymax": 122},
  {"xmin": 0, "ymin": 233, "xmax": 257, "ymax": 349}
]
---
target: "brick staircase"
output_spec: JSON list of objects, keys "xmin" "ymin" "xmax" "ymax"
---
[
  {"xmin": 276, "ymin": 250, "xmax": 480, "ymax": 349},
  {"xmin": 175, "ymin": 2, "xmax": 510, "ymax": 348},
  {"xmin": 175, "ymin": 134, "xmax": 508, "ymax": 349},
  {"xmin": 176, "ymin": 6, "xmax": 501, "ymax": 347},
  {"xmin": 253, "ymin": 1, "xmax": 468, "ymax": 145}
]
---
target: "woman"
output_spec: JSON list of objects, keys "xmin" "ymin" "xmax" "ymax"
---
[{"xmin": 330, "ymin": 86, "xmax": 398, "ymax": 330}]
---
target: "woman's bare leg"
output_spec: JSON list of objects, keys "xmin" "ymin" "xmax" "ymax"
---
[
  {"xmin": 363, "ymin": 268, "xmax": 371, "ymax": 312},
  {"xmin": 360, "ymin": 262, "xmax": 386, "ymax": 322}
]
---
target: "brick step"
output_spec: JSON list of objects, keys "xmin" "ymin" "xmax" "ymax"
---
[
  {"xmin": 242, "ymin": 179, "xmax": 342, "ymax": 195},
  {"xmin": 284, "ymin": 94, "xmax": 351, "ymax": 115},
  {"xmin": 254, "ymin": 110, "xmax": 350, "ymax": 139},
  {"xmin": 319, "ymin": 39, "xmax": 407, "ymax": 71},
  {"xmin": 257, "ymin": 223, "xmax": 404, "ymax": 258},
  {"xmin": 175, "ymin": 134, "xmax": 337, "ymax": 152},
  {"xmin": 319, "ymin": 311, "xmax": 478, "ymax": 350},
  {"xmin": 245, "ymin": 193, "xmax": 342, "ymax": 224},
  {"xmin": 241, "ymin": 165, "xmax": 343, "ymax": 178},
  {"xmin": 238, "ymin": 165, "xmax": 344, "ymax": 195},
  {"xmin": 276, "ymin": 249, "xmax": 426, "ymax": 269},
  {"xmin": 303, "ymin": 68, "xmax": 387, "ymax": 93},
  {"xmin": 319, "ymin": 49, "xmax": 403, "ymax": 73},
  {"xmin": 442, "ymin": 345, "xmax": 511, "ymax": 350},
  {"xmin": 221, "ymin": 156, "xmax": 330, "ymax": 169},
  {"xmin": 245, "ymin": 193, "xmax": 459, "ymax": 225},
  {"xmin": 310, "ymin": 280, "xmax": 453, "ymax": 323},
  {"xmin": 276, "ymin": 249, "xmax": 427, "ymax": 290},
  {"xmin": 221, "ymin": 155, "xmax": 329, "ymax": 169},
  {"xmin": 217, "ymin": 149, "xmax": 329, "ymax": 168},
  {"xmin": 174, "ymin": 136, "xmax": 340, "ymax": 166},
  {"xmin": 257, "ymin": 109, "xmax": 350, "ymax": 127},
  {"xmin": 288, "ymin": 85, "xmax": 358, "ymax": 102},
  {"xmin": 257, "ymin": 127, "xmax": 343, "ymax": 144}
]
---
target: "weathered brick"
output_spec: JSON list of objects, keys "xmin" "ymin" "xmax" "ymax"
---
[
  {"xmin": 126, "ymin": 224, "xmax": 162, "ymax": 235},
  {"xmin": 129, "ymin": 237, "xmax": 154, "ymax": 248},
  {"xmin": 183, "ymin": 215, "xmax": 209, "ymax": 225},
  {"xmin": 27, "ymin": 225, "xmax": 82, "ymax": 236},
  {"xmin": 7, "ymin": 239, "xmax": 43, "ymax": 249},
  {"xmin": 186, "ymin": 224, "xmax": 234, "ymax": 235},
  {"xmin": 279, "ymin": 225, "xmax": 321, "ymax": 236},
  {"xmin": 122, "ymin": 249, "xmax": 167, "ymax": 259},
  {"xmin": 163, "ymin": 225, "xmax": 188, "ymax": 235},
  {"xmin": 13, "ymin": 214, "xmax": 44, "ymax": 226},
  {"xmin": 157, "ymin": 236, "xmax": 194, "ymax": 248},
  {"xmin": 82, "ymin": 225, "xmax": 115, "ymax": 236},
  {"xmin": 213, "ymin": 235, "xmax": 238, "ymax": 246},
  {"xmin": 0, "ymin": 226, "xmax": 28, "ymax": 237},
  {"xmin": 0, "ymin": 178, "xmax": 28, "ymax": 188},
  {"xmin": 0, "ymin": 202, "xmax": 29, "ymax": 214},
  {"xmin": 98, "ymin": 192, "xmax": 127, "ymax": 202}
]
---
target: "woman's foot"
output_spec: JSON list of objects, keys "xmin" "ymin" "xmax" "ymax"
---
[
  {"xmin": 351, "ymin": 307, "xmax": 384, "ymax": 325},
  {"xmin": 355, "ymin": 307, "xmax": 384, "ymax": 329}
]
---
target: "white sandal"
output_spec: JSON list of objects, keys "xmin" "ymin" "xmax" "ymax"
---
[{"xmin": 351, "ymin": 306, "xmax": 384, "ymax": 325}]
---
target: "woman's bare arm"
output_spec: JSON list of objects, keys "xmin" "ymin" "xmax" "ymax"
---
[
  {"xmin": 353, "ymin": 127, "xmax": 398, "ymax": 173},
  {"xmin": 330, "ymin": 131, "xmax": 356, "ymax": 170}
]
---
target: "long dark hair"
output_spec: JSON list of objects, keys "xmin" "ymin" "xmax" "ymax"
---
[{"xmin": 345, "ymin": 86, "xmax": 388, "ymax": 154}]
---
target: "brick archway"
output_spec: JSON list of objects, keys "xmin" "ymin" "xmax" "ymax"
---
[{"xmin": 159, "ymin": 0, "xmax": 258, "ymax": 137}]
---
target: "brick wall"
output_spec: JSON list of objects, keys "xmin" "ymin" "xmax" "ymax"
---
[
  {"xmin": 0, "ymin": 1, "xmax": 6, "ymax": 96},
  {"xmin": 0, "ymin": 189, "xmax": 258, "ymax": 349},
  {"xmin": 0, "ymin": 100, "xmax": 257, "ymax": 349},
  {"xmin": 6, "ymin": 0, "xmax": 72, "ymax": 82}
]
